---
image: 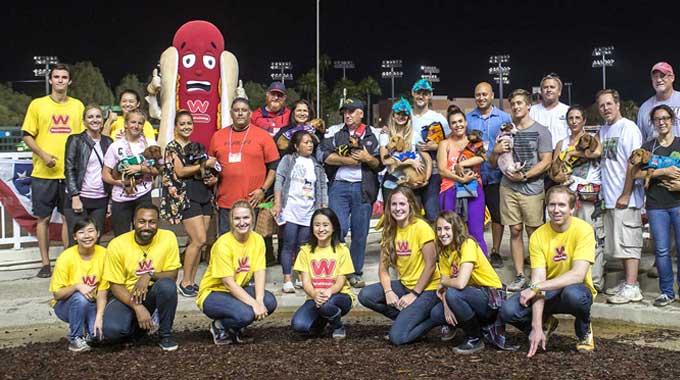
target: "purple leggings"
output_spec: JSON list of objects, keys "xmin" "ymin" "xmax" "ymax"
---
[{"xmin": 439, "ymin": 185, "xmax": 488, "ymax": 256}]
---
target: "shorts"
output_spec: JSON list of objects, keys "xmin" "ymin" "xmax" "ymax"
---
[
  {"xmin": 604, "ymin": 208, "xmax": 642, "ymax": 259},
  {"xmin": 182, "ymin": 200, "xmax": 214, "ymax": 220},
  {"xmin": 31, "ymin": 178, "xmax": 65, "ymax": 218},
  {"xmin": 499, "ymin": 185, "xmax": 544, "ymax": 227},
  {"xmin": 483, "ymin": 183, "xmax": 501, "ymax": 224}
]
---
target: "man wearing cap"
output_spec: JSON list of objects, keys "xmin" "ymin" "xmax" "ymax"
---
[
  {"xmin": 411, "ymin": 79, "xmax": 451, "ymax": 222},
  {"xmin": 467, "ymin": 82, "xmax": 512, "ymax": 268},
  {"xmin": 319, "ymin": 98, "xmax": 382, "ymax": 288},
  {"xmin": 251, "ymin": 82, "xmax": 291, "ymax": 137},
  {"xmin": 638, "ymin": 62, "xmax": 680, "ymax": 142},
  {"xmin": 529, "ymin": 74, "xmax": 570, "ymax": 149}
]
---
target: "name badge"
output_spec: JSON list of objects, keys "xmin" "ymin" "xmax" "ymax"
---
[{"xmin": 228, "ymin": 152, "xmax": 242, "ymax": 163}]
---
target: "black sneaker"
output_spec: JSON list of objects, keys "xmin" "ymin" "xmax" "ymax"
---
[
  {"xmin": 209, "ymin": 321, "xmax": 232, "ymax": 345},
  {"xmin": 454, "ymin": 337, "xmax": 485, "ymax": 354},
  {"xmin": 489, "ymin": 251, "xmax": 503, "ymax": 268},
  {"xmin": 332, "ymin": 325, "xmax": 347, "ymax": 340},
  {"xmin": 158, "ymin": 336, "xmax": 178, "ymax": 351},
  {"xmin": 178, "ymin": 283, "xmax": 197, "ymax": 297},
  {"xmin": 36, "ymin": 265, "xmax": 52, "ymax": 278},
  {"xmin": 233, "ymin": 328, "xmax": 254, "ymax": 344}
]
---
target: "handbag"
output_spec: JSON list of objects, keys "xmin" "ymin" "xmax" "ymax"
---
[
  {"xmin": 576, "ymin": 183, "xmax": 600, "ymax": 202},
  {"xmin": 456, "ymin": 179, "xmax": 478, "ymax": 198},
  {"xmin": 254, "ymin": 196, "xmax": 277, "ymax": 237}
]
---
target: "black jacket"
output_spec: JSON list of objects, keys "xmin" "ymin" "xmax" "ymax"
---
[{"xmin": 64, "ymin": 131, "xmax": 113, "ymax": 197}]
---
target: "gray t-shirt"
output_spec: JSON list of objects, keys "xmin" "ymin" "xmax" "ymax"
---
[
  {"xmin": 637, "ymin": 90, "xmax": 680, "ymax": 142},
  {"xmin": 500, "ymin": 122, "xmax": 552, "ymax": 195}
]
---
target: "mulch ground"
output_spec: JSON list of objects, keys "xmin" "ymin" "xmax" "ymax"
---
[{"xmin": 2, "ymin": 323, "xmax": 678, "ymax": 380}]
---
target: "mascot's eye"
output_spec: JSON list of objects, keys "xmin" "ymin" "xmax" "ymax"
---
[
  {"xmin": 203, "ymin": 55, "xmax": 216, "ymax": 69},
  {"xmin": 182, "ymin": 54, "xmax": 196, "ymax": 68}
]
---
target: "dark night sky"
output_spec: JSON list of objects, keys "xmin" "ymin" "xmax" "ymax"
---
[{"xmin": 2, "ymin": 0, "xmax": 676, "ymax": 105}]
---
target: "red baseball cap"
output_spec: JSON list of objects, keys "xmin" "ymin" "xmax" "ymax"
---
[{"xmin": 651, "ymin": 62, "xmax": 674, "ymax": 75}]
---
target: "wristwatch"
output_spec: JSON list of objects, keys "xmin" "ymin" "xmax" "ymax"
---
[
  {"xmin": 522, "ymin": 172, "xmax": 528, "ymax": 182},
  {"xmin": 529, "ymin": 282, "xmax": 540, "ymax": 295}
]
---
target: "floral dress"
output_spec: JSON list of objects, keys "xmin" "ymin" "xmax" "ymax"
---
[{"xmin": 160, "ymin": 140, "xmax": 189, "ymax": 224}]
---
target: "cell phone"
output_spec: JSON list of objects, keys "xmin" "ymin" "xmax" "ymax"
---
[{"xmin": 275, "ymin": 214, "xmax": 286, "ymax": 226}]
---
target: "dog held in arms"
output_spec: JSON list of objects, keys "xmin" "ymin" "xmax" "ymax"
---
[
  {"xmin": 550, "ymin": 133, "xmax": 600, "ymax": 186},
  {"xmin": 496, "ymin": 122, "xmax": 525, "ymax": 175},
  {"xmin": 184, "ymin": 142, "xmax": 220, "ymax": 180},
  {"xmin": 382, "ymin": 135, "xmax": 428, "ymax": 187},
  {"xmin": 112, "ymin": 145, "xmax": 163, "ymax": 195},
  {"xmin": 629, "ymin": 147, "xmax": 680, "ymax": 189}
]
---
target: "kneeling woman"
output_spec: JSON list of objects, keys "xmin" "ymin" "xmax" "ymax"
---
[
  {"xmin": 431, "ymin": 211, "xmax": 514, "ymax": 353},
  {"xmin": 358, "ymin": 186, "xmax": 440, "ymax": 345},
  {"xmin": 196, "ymin": 200, "xmax": 277, "ymax": 344},
  {"xmin": 50, "ymin": 218, "xmax": 108, "ymax": 352},
  {"xmin": 291, "ymin": 208, "xmax": 354, "ymax": 339}
]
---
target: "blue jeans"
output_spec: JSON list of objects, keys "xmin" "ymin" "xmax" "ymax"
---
[
  {"xmin": 218, "ymin": 207, "xmax": 231, "ymax": 235},
  {"xmin": 329, "ymin": 181, "xmax": 372, "ymax": 276},
  {"xmin": 414, "ymin": 174, "xmax": 441, "ymax": 222},
  {"xmin": 102, "ymin": 277, "xmax": 178, "ymax": 341},
  {"xmin": 648, "ymin": 206, "xmax": 680, "ymax": 298},
  {"xmin": 500, "ymin": 283, "xmax": 592, "ymax": 339},
  {"xmin": 280, "ymin": 222, "xmax": 310, "ymax": 276},
  {"xmin": 358, "ymin": 280, "xmax": 439, "ymax": 345},
  {"xmin": 291, "ymin": 293, "xmax": 352, "ymax": 333},
  {"xmin": 430, "ymin": 287, "xmax": 494, "ymax": 327},
  {"xmin": 54, "ymin": 292, "xmax": 96, "ymax": 341},
  {"xmin": 202, "ymin": 286, "xmax": 278, "ymax": 330}
]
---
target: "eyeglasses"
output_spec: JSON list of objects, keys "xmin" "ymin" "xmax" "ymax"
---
[
  {"xmin": 542, "ymin": 72, "xmax": 560, "ymax": 80},
  {"xmin": 653, "ymin": 116, "xmax": 673, "ymax": 123}
]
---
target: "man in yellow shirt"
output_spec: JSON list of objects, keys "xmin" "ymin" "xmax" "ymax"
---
[
  {"xmin": 22, "ymin": 63, "xmax": 84, "ymax": 278},
  {"xmin": 500, "ymin": 186, "xmax": 596, "ymax": 356},
  {"xmin": 102, "ymin": 204, "xmax": 181, "ymax": 351}
]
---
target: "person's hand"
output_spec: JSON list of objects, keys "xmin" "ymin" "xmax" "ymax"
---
[
  {"xmin": 443, "ymin": 301, "xmax": 458, "ymax": 326},
  {"xmin": 615, "ymin": 193, "xmax": 630, "ymax": 209},
  {"xmin": 131, "ymin": 274, "xmax": 151, "ymax": 304},
  {"xmin": 405, "ymin": 159, "xmax": 425, "ymax": 174},
  {"xmin": 93, "ymin": 316, "xmax": 104, "ymax": 340},
  {"xmin": 205, "ymin": 157, "xmax": 217, "ymax": 169},
  {"xmin": 252, "ymin": 301, "xmax": 269, "ymax": 320},
  {"xmin": 504, "ymin": 170, "xmax": 525, "ymax": 183},
  {"xmin": 75, "ymin": 283, "xmax": 96, "ymax": 301},
  {"xmin": 661, "ymin": 179, "xmax": 680, "ymax": 192},
  {"xmin": 123, "ymin": 164, "xmax": 143, "ymax": 176},
  {"xmin": 270, "ymin": 203, "xmax": 281, "ymax": 217},
  {"xmin": 351, "ymin": 147, "xmax": 372, "ymax": 163},
  {"xmin": 417, "ymin": 141, "xmax": 437, "ymax": 152},
  {"xmin": 662, "ymin": 166, "xmax": 680, "ymax": 180},
  {"xmin": 203, "ymin": 175, "xmax": 218, "ymax": 187},
  {"xmin": 385, "ymin": 289, "xmax": 399, "ymax": 308},
  {"xmin": 134, "ymin": 305, "xmax": 153, "ymax": 330},
  {"xmin": 519, "ymin": 288, "xmax": 537, "ymax": 307},
  {"xmin": 397, "ymin": 292, "xmax": 417, "ymax": 310},
  {"xmin": 313, "ymin": 289, "xmax": 330, "ymax": 307},
  {"xmin": 41, "ymin": 153, "xmax": 58, "ymax": 168},
  {"xmin": 106, "ymin": 203, "xmax": 112, "ymax": 218},
  {"xmin": 71, "ymin": 196, "xmax": 83, "ymax": 213},
  {"xmin": 460, "ymin": 171, "xmax": 478, "ymax": 184},
  {"xmin": 106, "ymin": 110, "xmax": 118, "ymax": 123},
  {"xmin": 527, "ymin": 327, "xmax": 547, "ymax": 358},
  {"xmin": 248, "ymin": 188, "xmax": 266, "ymax": 208},
  {"xmin": 493, "ymin": 140, "xmax": 511, "ymax": 154}
]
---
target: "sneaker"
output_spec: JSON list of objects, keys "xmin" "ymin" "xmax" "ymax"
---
[
  {"xmin": 440, "ymin": 325, "xmax": 457, "ymax": 342},
  {"xmin": 653, "ymin": 294, "xmax": 675, "ymax": 307},
  {"xmin": 543, "ymin": 315, "xmax": 559, "ymax": 343},
  {"xmin": 68, "ymin": 336, "xmax": 91, "ymax": 352},
  {"xmin": 604, "ymin": 281, "xmax": 625, "ymax": 296},
  {"xmin": 209, "ymin": 321, "xmax": 232, "ymax": 345},
  {"xmin": 232, "ymin": 328, "xmax": 254, "ymax": 344},
  {"xmin": 294, "ymin": 279, "xmax": 303, "ymax": 289},
  {"xmin": 576, "ymin": 325, "xmax": 595, "ymax": 353},
  {"xmin": 454, "ymin": 336, "xmax": 485, "ymax": 354},
  {"xmin": 349, "ymin": 276, "xmax": 365, "ymax": 288},
  {"xmin": 282, "ymin": 281, "xmax": 296, "ymax": 293},
  {"xmin": 607, "ymin": 284, "xmax": 644, "ymax": 304},
  {"xmin": 158, "ymin": 336, "xmax": 178, "ymax": 351},
  {"xmin": 489, "ymin": 251, "xmax": 503, "ymax": 269},
  {"xmin": 36, "ymin": 265, "xmax": 52, "ymax": 278},
  {"xmin": 332, "ymin": 325, "xmax": 347, "ymax": 340},
  {"xmin": 191, "ymin": 284, "xmax": 200, "ymax": 292},
  {"xmin": 507, "ymin": 274, "xmax": 528, "ymax": 292},
  {"xmin": 178, "ymin": 283, "xmax": 197, "ymax": 297}
]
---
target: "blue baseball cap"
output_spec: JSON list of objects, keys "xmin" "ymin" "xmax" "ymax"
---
[
  {"xmin": 267, "ymin": 81, "xmax": 287, "ymax": 94},
  {"xmin": 391, "ymin": 97, "xmax": 413, "ymax": 115},
  {"xmin": 412, "ymin": 79, "xmax": 433, "ymax": 92}
]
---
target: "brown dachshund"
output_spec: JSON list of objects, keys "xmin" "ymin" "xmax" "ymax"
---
[
  {"xmin": 550, "ymin": 134, "xmax": 599, "ymax": 185},
  {"xmin": 384, "ymin": 135, "xmax": 428, "ymax": 187},
  {"xmin": 275, "ymin": 118, "xmax": 326, "ymax": 152},
  {"xmin": 629, "ymin": 148, "xmax": 654, "ymax": 189}
]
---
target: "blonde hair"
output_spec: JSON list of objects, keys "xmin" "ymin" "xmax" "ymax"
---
[
  {"xmin": 230, "ymin": 200, "xmax": 255, "ymax": 231},
  {"xmin": 381, "ymin": 186, "xmax": 422, "ymax": 267},
  {"xmin": 387, "ymin": 111, "xmax": 414, "ymax": 151},
  {"xmin": 124, "ymin": 109, "xmax": 146, "ymax": 124}
]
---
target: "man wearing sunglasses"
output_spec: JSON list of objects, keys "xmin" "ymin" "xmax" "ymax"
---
[
  {"xmin": 638, "ymin": 62, "xmax": 680, "ymax": 143},
  {"xmin": 529, "ymin": 74, "xmax": 569, "ymax": 150}
]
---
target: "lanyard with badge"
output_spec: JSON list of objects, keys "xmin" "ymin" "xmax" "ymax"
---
[{"xmin": 228, "ymin": 125, "xmax": 250, "ymax": 163}]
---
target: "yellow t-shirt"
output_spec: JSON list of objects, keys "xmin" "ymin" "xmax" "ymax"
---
[
  {"xmin": 108, "ymin": 116, "xmax": 156, "ymax": 141},
  {"xmin": 196, "ymin": 232, "xmax": 266, "ymax": 310},
  {"xmin": 49, "ymin": 245, "xmax": 109, "ymax": 306},
  {"xmin": 293, "ymin": 243, "xmax": 355, "ymax": 301},
  {"xmin": 439, "ymin": 238, "xmax": 502, "ymax": 289},
  {"xmin": 529, "ymin": 217, "xmax": 597, "ymax": 296},
  {"xmin": 103, "ymin": 229, "xmax": 181, "ymax": 292},
  {"xmin": 22, "ymin": 96, "xmax": 84, "ymax": 179},
  {"xmin": 391, "ymin": 218, "xmax": 440, "ymax": 291}
]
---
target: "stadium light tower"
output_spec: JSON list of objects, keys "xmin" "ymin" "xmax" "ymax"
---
[
  {"xmin": 33, "ymin": 56, "xmax": 59, "ymax": 95},
  {"xmin": 334, "ymin": 60, "xmax": 355, "ymax": 80},
  {"xmin": 381, "ymin": 59, "xmax": 403, "ymax": 101},
  {"xmin": 489, "ymin": 54, "xmax": 510, "ymax": 110},
  {"xmin": 270, "ymin": 61, "xmax": 293, "ymax": 84},
  {"xmin": 592, "ymin": 46, "xmax": 614, "ymax": 89},
  {"xmin": 420, "ymin": 65, "xmax": 440, "ymax": 83}
]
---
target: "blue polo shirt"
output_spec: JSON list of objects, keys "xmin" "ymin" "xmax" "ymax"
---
[{"xmin": 466, "ymin": 106, "xmax": 512, "ymax": 185}]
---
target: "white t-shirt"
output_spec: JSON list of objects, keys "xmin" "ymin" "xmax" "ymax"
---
[
  {"xmin": 529, "ymin": 102, "xmax": 570, "ymax": 149},
  {"xmin": 637, "ymin": 90, "xmax": 680, "ymax": 142},
  {"xmin": 557, "ymin": 136, "xmax": 601, "ymax": 192},
  {"xmin": 412, "ymin": 109, "xmax": 450, "ymax": 174},
  {"xmin": 103, "ymin": 137, "xmax": 159, "ymax": 202},
  {"xmin": 282, "ymin": 156, "xmax": 317, "ymax": 226},
  {"xmin": 599, "ymin": 118, "xmax": 643, "ymax": 209}
]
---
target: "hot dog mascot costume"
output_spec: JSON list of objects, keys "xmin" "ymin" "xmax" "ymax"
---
[{"xmin": 147, "ymin": 20, "xmax": 240, "ymax": 149}]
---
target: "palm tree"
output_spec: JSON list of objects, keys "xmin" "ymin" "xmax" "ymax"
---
[{"xmin": 358, "ymin": 77, "xmax": 382, "ymax": 125}]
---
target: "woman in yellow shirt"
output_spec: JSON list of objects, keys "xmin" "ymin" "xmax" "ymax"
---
[
  {"xmin": 291, "ymin": 208, "xmax": 354, "ymax": 339},
  {"xmin": 358, "ymin": 186, "xmax": 440, "ymax": 345},
  {"xmin": 196, "ymin": 200, "xmax": 277, "ymax": 344},
  {"xmin": 103, "ymin": 89, "xmax": 156, "ymax": 141},
  {"xmin": 431, "ymin": 211, "xmax": 505, "ymax": 354},
  {"xmin": 49, "ymin": 218, "xmax": 108, "ymax": 352}
]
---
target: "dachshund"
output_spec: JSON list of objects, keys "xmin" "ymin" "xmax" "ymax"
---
[
  {"xmin": 184, "ymin": 142, "xmax": 219, "ymax": 180},
  {"xmin": 629, "ymin": 148, "xmax": 680, "ymax": 189},
  {"xmin": 383, "ymin": 135, "xmax": 428, "ymax": 187},
  {"xmin": 275, "ymin": 118, "xmax": 326, "ymax": 152},
  {"xmin": 550, "ymin": 133, "xmax": 600, "ymax": 186},
  {"xmin": 112, "ymin": 145, "xmax": 163, "ymax": 195}
]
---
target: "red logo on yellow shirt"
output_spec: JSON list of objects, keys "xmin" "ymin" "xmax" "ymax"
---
[
  {"xmin": 236, "ymin": 257, "xmax": 251, "ymax": 273},
  {"xmin": 49, "ymin": 114, "xmax": 73, "ymax": 134},
  {"xmin": 82, "ymin": 275, "xmax": 97, "ymax": 287},
  {"xmin": 396, "ymin": 241, "xmax": 411, "ymax": 256},
  {"xmin": 135, "ymin": 259, "xmax": 155, "ymax": 276},
  {"xmin": 311, "ymin": 259, "xmax": 336, "ymax": 277},
  {"xmin": 553, "ymin": 246, "xmax": 568, "ymax": 262}
]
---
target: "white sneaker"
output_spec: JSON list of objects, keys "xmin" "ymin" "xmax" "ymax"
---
[
  {"xmin": 604, "ymin": 281, "xmax": 625, "ymax": 296},
  {"xmin": 607, "ymin": 284, "xmax": 643, "ymax": 304},
  {"xmin": 294, "ymin": 279, "xmax": 303, "ymax": 289},
  {"xmin": 282, "ymin": 281, "xmax": 296, "ymax": 293}
]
